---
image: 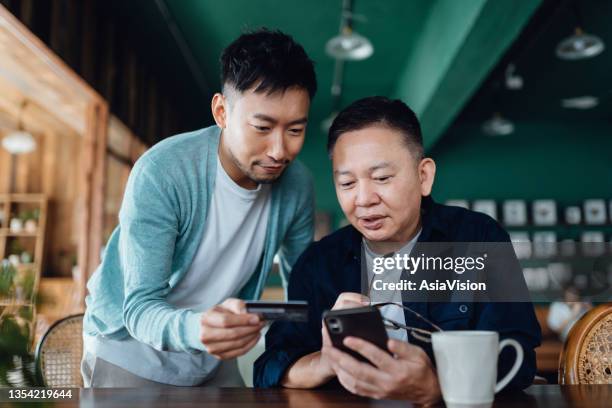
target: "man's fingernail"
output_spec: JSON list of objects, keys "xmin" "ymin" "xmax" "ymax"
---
[{"xmin": 249, "ymin": 316, "xmax": 259, "ymax": 324}]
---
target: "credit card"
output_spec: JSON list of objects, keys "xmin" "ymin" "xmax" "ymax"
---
[{"xmin": 245, "ymin": 300, "xmax": 309, "ymax": 322}]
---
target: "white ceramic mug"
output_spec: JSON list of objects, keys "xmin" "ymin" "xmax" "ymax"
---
[{"xmin": 432, "ymin": 331, "xmax": 523, "ymax": 408}]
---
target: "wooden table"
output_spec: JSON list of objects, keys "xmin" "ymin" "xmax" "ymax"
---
[{"xmin": 8, "ymin": 385, "xmax": 611, "ymax": 407}]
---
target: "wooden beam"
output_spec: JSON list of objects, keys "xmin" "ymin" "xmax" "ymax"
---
[
  {"xmin": 0, "ymin": 6, "xmax": 101, "ymax": 101},
  {"xmin": 77, "ymin": 118, "xmax": 94, "ymax": 307},
  {"xmin": 0, "ymin": 4, "xmax": 105, "ymax": 135},
  {"xmin": 77, "ymin": 100, "xmax": 109, "ymax": 307},
  {"xmin": 87, "ymin": 101, "xmax": 108, "ymax": 282},
  {"xmin": 108, "ymin": 115, "xmax": 132, "ymax": 155}
]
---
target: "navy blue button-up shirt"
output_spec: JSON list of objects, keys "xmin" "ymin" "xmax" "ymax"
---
[{"xmin": 254, "ymin": 196, "xmax": 542, "ymax": 390}]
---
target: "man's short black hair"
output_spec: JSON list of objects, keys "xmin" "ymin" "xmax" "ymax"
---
[
  {"xmin": 328, "ymin": 96, "xmax": 424, "ymax": 160},
  {"xmin": 220, "ymin": 28, "xmax": 317, "ymax": 99}
]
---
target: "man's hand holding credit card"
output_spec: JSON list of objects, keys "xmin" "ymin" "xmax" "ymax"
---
[{"xmin": 245, "ymin": 300, "xmax": 309, "ymax": 322}]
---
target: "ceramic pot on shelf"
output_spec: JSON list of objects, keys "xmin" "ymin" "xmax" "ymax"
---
[
  {"xmin": 20, "ymin": 251, "xmax": 32, "ymax": 264},
  {"xmin": 24, "ymin": 219, "xmax": 37, "ymax": 234},
  {"xmin": 9, "ymin": 218, "xmax": 23, "ymax": 233},
  {"xmin": 8, "ymin": 254, "xmax": 20, "ymax": 266}
]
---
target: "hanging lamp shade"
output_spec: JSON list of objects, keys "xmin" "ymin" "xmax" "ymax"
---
[
  {"xmin": 2, "ymin": 131, "xmax": 37, "ymax": 154},
  {"xmin": 561, "ymin": 96, "xmax": 599, "ymax": 109},
  {"xmin": 556, "ymin": 27, "xmax": 605, "ymax": 60},
  {"xmin": 326, "ymin": 27, "xmax": 373, "ymax": 61},
  {"xmin": 482, "ymin": 113, "xmax": 514, "ymax": 136}
]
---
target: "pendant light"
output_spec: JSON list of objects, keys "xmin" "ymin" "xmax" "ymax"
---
[
  {"xmin": 556, "ymin": 27, "xmax": 605, "ymax": 60},
  {"xmin": 556, "ymin": 1, "xmax": 604, "ymax": 60},
  {"xmin": 1, "ymin": 100, "xmax": 37, "ymax": 193},
  {"xmin": 482, "ymin": 112, "xmax": 514, "ymax": 136},
  {"xmin": 325, "ymin": 0, "xmax": 373, "ymax": 61},
  {"xmin": 1, "ymin": 130, "xmax": 36, "ymax": 154},
  {"xmin": 326, "ymin": 26, "xmax": 373, "ymax": 61},
  {"xmin": 561, "ymin": 96, "xmax": 599, "ymax": 109}
]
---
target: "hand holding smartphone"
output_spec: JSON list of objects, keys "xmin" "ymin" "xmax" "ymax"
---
[{"xmin": 323, "ymin": 306, "xmax": 390, "ymax": 363}]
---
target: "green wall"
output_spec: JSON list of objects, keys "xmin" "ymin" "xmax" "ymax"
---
[
  {"xmin": 298, "ymin": 134, "xmax": 341, "ymax": 220},
  {"xmin": 430, "ymin": 120, "xmax": 612, "ymax": 203}
]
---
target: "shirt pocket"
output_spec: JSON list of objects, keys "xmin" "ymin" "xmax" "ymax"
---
[{"xmin": 429, "ymin": 303, "xmax": 473, "ymax": 331}]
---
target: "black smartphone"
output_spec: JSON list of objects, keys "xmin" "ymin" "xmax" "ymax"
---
[{"xmin": 323, "ymin": 306, "xmax": 390, "ymax": 363}]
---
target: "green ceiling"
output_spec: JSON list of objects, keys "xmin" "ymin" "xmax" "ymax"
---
[
  {"xmin": 114, "ymin": 0, "xmax": 612, "ymax": 150},
  {"xmin": 456, "ymin": 0, "xmax": 612, "ymax": 124},
  {"xmin": 159, "ymin": 0, "xmax": 539, "ymax": 149}
]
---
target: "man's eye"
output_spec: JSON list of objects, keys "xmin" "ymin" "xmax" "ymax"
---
[
  {"xmin": 252, "ymin": 125, "xmax": 270, "ymax": 132},
  {"xmin": 288, "ymin": 128, "xmax": 304, "ymax": 135},
  {"xmin": 339, "ymin": 181, "xmax": 355, "ymax": 188},
  {"xmin": 375, "ymin": 176, "xmax": 391, "ymax": 182}
]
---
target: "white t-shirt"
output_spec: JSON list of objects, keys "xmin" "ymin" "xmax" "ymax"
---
[
  {"xmin": 363, "ymin": 230, "xmax": 421, "ymax": 342},
  {"xmin": 86, "ymin": 155, "xmax": 271, "ymax": 385},
  {"xmin": 167, "ymin": 156, "xmax": 271, "ymax": 308}
]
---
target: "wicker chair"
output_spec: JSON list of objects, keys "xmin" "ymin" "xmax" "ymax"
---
[
  {"xmin": 35, "ymin": 314, "xmax": 84, "ymax": 387},
  {"xmin": 558, "ymin": 304, "xmax": 612, "ymax": 384}
]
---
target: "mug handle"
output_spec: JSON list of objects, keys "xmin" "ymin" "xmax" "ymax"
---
[{"xmin": 494, "ymin": 338, "xmax": 524, "ymax": 393}]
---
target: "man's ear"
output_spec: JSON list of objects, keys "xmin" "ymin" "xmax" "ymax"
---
[
  {"xmin": 211, "ymin": 93, "xmax": 227, "ymax": 128},
  {"xmin": 418, "ymin": 158, "xmax": 436, "ymax": 196}
]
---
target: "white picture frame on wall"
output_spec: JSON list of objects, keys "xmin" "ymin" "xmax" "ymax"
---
[
  {"xmin": 503, "ymin": 200, "xmax": 527, "ymax": 226},
  {"xmin": 532, "ymin": 200, "xmax": 557, "ymax": 226},
  {"xmin": 532, "ymin": 231, "xmax": 557, "ymax": 258},
  {"xmin": 584, "ymin": 199, "xmax": 606, "ymax": 225},
  {"xmin": 472, "ymin": 200, "xmax": 497, "ymax": 220}
]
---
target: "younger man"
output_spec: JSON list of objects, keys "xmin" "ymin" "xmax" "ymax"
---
[{"xmin": 83, "ymin": 29, "xmax": 317, "ymax": 387}]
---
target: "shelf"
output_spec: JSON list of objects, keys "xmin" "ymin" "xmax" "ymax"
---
[
  {"xmin": 0, "ymin": 228, "xmax": 39, "ymax": 237},
  {"xmin": 0, "ymin": 299, "xmax": 34, "ymax": 307},
  {"xmin": 15, "ymin": 262, "xmax": 37, "ymax": 269},
  {"xmin": 0, "ymin": 194, "xmax": 47, "ymax": 307},
  {"xmin": 0, "ymin": 194, "xmax": 46, "ymax": 203}
]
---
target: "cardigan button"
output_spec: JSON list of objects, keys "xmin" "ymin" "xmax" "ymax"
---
[{"xmin": 459, "ymin": 304, "xmax": 468, "ymax": 313}]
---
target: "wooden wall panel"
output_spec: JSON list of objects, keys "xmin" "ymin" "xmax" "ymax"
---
[
  {"xmin": 0, "ymin": 124, "xmax": 83, "ymax": 277},
  {"xmin": 1, "ymin": 4, "xmax": 112, "ymax": 307},
  {"xmin": 0, "ymin": 134, "xmax": 12, "ymax": 193}
]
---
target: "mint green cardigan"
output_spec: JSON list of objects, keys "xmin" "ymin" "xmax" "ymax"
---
[{"xmin": 83, "ymin": 126, "xmax": 314, "ymax": 353}]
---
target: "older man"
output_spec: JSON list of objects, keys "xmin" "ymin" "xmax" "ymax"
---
[{"xmin": 253, "ymin": 96, "xmax": 541, "ymax": 404}]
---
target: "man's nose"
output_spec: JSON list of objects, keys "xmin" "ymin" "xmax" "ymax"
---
[
  {"xmin": 354, "ymin": 181, "xmax": 379, "ymax": 207},
  {"xmin": 267, "ymin": 132, "xmax": 288, "ymax": 162}
]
